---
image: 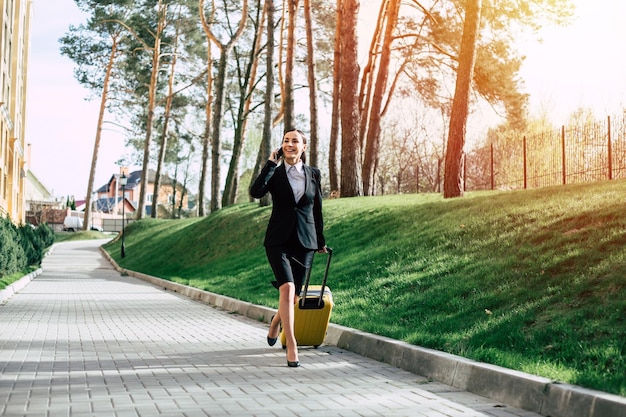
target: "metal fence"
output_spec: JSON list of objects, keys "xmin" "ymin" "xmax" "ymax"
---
[{"xmin": 465, "ymin": 115, "xmax": 626, "ymax": 191}]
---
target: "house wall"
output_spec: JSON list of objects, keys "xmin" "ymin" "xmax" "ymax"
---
[
  {"xmin": 153, "ymin": 182, "xmax": 189, "ymax": 212},
  {"xmin": 98, "ymin": 172, "xmax": 189, "ymax": 216},
  {"xmin": 0, "ymin": 0, "xmax": 32, "ymax": 224},
  {"xmin": 24, "ymin": 170, "xmax": 59, "ymax": 211}
]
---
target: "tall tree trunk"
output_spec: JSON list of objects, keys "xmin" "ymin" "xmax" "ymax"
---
[
  {"xmin": 198, "ymin": 0, "xmax": 214, "ymax": 217},
  {"xmin": 210, "ymin": 54, "xmax": 227, "ymax": 212},
  {"xmin": 198, "ymin": 89, "xmax": 212, "ymax": 216},
  {"xmin": 444, "ymin": 0, "xmax": 482, "ymax": 198},
  {"xmin": 361, "ymin": 0, "xmax": 399, "ymax": 196},
  {"xmin": 284, "ymin": 0, "xmax": 298, "ymax": 130},
  {"xmin": 223, "ymin": 0, "xmax": 264, "ymax": 207},
  {"xmin": 339, "ymin": 0, "xmax": 362, "ymax": 197},
  {"xmin": 251, "ymin": 0, "xmax": 275, "ymax": 207},
  {"xmin": 206, "ymin": 0, "xmax": 249, "ymax": 212},
  {"xmin": 273, "ymin": 1, "xmax": 286, "ymax": 124},
  {"xmin": 328, "ymin": 0, "xmax": 342, "ymax": 194},
  {"xmin": 177, "ymin": 150, "xmax": 192, "ymax": 218},
  {"xmin": 137, "ymin": 1, "xmax": 166, "ymax": 219},
  {"xmin": 83, "ymin": 34, "xmax": 119, "ymax": 230},
  {"xmin": 303, "ymin": 0, "xmax": 319, "ymax": 167},
  {"xmin": 151, "ymin": 27, "xmax": 179, "ymax": 218},
  {"xmin": 170, "ymin": 162, "xmax": 178, "ymax": 218},
  {"xmin": 357, "ymin": 0, "xmax": 385, "ymax": 153}
]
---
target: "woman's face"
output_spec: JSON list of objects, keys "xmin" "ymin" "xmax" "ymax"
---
[{"xmin": 282, "ymin": 130, "xmax": 307, "ymax": 164}]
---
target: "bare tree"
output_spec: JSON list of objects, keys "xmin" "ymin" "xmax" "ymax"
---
[
  {"xmin": 136, "ymin": 0, "xmax": 168, "ymax": 219},
  {"xmin": 202, "ymin": 0, "xmax": 249, "ymax": 212},
  {"xmin": 303, "ymin": 0, "xmax": 319, "ymax": 166},
  {"xmin": 83, "ymin": 32, "xmax": 123, "ymax": 229},
  {"xmin": 222, "ymin": 0, "xmax": 265, "ymax": 207},
  {"xmin": 361, "ymin": 0, "xmax": 400, "ymax": 195},
  {"xmin": 151, "ymin": 13, "xmax": 181, "ymax": 218},
  {"xmin": 328, "ymin": 0, "xmax": 342, "ymax": 194},
  {"xmin": 251, "ymin": 0, "xmax": 276, "ymax": 207},
  {"xmin": 60, "ymin": 1, "xmax": 130, "ymax": 230},
  {"xmin": 283, "ymin": 0, "xmax": 298, "ymax": 130},
  {"xmin": 198, "ymin": 0, "xmax": 215, "ymax": 217}
]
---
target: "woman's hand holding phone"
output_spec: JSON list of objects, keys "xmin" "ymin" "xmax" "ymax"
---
[{"xmin": 270, "ymin": 147, "xmax": 283, "ymax": 163}]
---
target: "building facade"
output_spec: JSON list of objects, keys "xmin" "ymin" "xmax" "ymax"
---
[
  {"xmin": 96, "ymin": 169, "xmax": 189, "ymax": 218},
  {"xmin": 0, "ymin": 0, "xmax": 32, "ymax": 224}
]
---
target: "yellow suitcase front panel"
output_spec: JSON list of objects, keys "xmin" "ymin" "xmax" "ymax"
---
[{"xmin": 280, "ymin": 288, "xmax": 333, "ymax": 348}]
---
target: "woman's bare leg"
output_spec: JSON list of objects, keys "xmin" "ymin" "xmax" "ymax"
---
[
  {"xmin": 278, "ymin": 282, "xmax": 298, "ymax": 363},
  {"xmin": 268, "ymin": 312, "xmax": 281, "ymax": 339}
]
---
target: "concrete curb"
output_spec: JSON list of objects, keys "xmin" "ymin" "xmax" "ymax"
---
[
  {"xmin": 0, "ymin": 244, "xmax": 56, "ymax": 304},
  {"xmin": 0, "ymin": 268, "xmax": 42, "ymax": 304},
  {"xmin": 100, "ymin": 248, "xmax": 626, "ymax": 417}
]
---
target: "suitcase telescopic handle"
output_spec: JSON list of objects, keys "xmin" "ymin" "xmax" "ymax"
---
[
  {"xmin": 301, "ymin": 247, "xmax": 333, "ymax": 307},
  {"xmin": 318, "ymin": 247, "xmax": 333, "ymax": 306}
]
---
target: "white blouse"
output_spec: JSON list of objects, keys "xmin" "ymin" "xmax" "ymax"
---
[{"xmin": 285, "ymin": 161, "xmax": 305, "ymax": 202}]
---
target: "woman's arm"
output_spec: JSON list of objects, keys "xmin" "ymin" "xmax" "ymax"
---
[
  {"xmin": 312, "ymin": 168, "xmax": 326, "ymax": 251},
  {"xmin": 250, "ymin": 148, "xmax": 282, "ymax": 199},
  {"xmin": 250, "ymin": 160, "xmax": 277, "ymax": 199}
]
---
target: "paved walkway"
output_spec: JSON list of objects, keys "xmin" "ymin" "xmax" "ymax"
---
[{"xmin": 0, "ymin": 240, "xmax": 541, "ymax": 417}]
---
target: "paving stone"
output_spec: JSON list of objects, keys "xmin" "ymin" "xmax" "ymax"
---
[{"xmin": 0, "ymin": 240, "xmax": 543, "ymax": 417}]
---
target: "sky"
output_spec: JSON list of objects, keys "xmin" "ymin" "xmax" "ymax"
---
[
  {"xmin": 517, "ymin": 0, "xmax": 626, "ymax": 124},
  {"xmin": 24, "ymin": 0, "xmax": 626, "ymax": 199},
  {"xmin": 26, "ymin": 0, "xmax": 133, "ymax": 200}
]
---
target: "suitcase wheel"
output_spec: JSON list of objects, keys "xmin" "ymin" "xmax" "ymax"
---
[{"xmin": 282, "ymin": 345, "xmax": 286, "ymax": 349}]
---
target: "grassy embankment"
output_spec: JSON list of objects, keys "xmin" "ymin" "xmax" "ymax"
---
[{"xmin": 103, "ymin": 180, "xmax": 626, "ymax": 396}]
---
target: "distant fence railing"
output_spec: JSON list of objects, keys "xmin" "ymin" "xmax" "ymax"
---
[
  {"xmin": 465, "ymin": 115, "xmax": 626, "ymax": 191},
  {"xmin": 103, "ymin": 217, "xmax": 134, "ymax": 233}
]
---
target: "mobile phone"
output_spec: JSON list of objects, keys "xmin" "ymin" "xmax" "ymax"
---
[{"xmin": 277, "ymin": 148, "xmax": 283, "ymax": 158}]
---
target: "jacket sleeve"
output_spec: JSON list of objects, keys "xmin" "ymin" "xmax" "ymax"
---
[
  {"xmin": 250, "ymin": 160, "xmax": 277, "ymax": 199},
  {"xmin": 313, "ymin": 168, "xmax": 326, "ymax": 250}
]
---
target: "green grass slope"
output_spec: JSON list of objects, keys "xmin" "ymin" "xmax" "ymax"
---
[{"xmin": 104, "ymin": 180, "xmax": 626, "ymax": 396}]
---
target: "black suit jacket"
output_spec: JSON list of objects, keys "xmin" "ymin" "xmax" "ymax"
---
[{"xmin": 250, "ymin": 161, "xmax": 325, "ymax": 251}]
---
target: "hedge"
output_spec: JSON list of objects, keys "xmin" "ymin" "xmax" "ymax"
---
[{"xmin": 0, "ymin": 217, "xmax": 54, "ymax": 277}]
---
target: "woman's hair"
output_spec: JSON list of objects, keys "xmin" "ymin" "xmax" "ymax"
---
[{"xmin": 283, "ymin": 128, "xmax": 307, "ymax": 163}]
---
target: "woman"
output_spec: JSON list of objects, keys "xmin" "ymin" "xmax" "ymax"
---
[{"xmin": 250, "ymin": 128, "xmax": 327, "ymax": 368}]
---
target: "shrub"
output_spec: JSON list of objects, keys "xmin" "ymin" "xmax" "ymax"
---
[
  {"xmin": 37, "ymin": 222, "xmax": 55, "ymax": 248},
  {"xmin": 0, "ymin": 218, "xmax": 53, "ymax": 277},
  {"xmin": 18, "ymin": 224, "xmax": 42, "ymax": 266},
  {"xmin": 0, "ymin": 217, "xmax": 27, "ymax": 276}
]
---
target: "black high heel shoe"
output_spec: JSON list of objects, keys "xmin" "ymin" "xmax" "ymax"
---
[
  {"xmin": 267, "ymin": 315, "xmax": 278, "ymax": 346},
  {"xmin": 286, "ymin": 347, "xmax": 300, "ymax": 367}
]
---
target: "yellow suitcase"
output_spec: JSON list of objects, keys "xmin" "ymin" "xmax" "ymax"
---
[{"xmin": 280, "ymin": 249, "xmax": 334, "ymax": 348}]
